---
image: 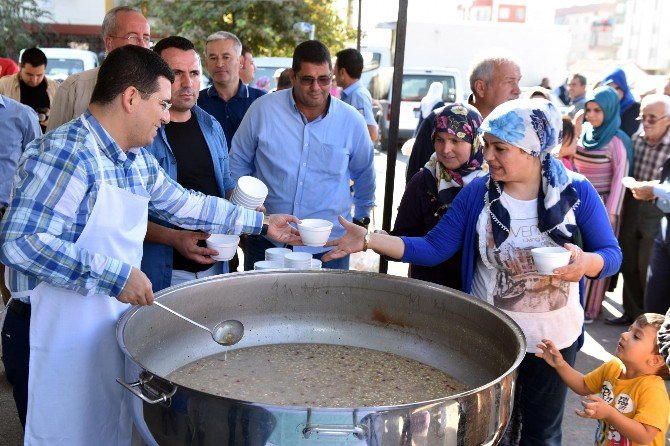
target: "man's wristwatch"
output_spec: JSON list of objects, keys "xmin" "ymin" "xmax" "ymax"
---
[
  {"xmin": 260, "ymin": 214, "xmax": 270, "ymax": 236},
  {"xmin": 353, "ymin": 216, "xmax": 371, "ymax": 229}
]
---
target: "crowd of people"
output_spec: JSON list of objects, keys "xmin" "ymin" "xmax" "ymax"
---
[{"xmin": 1, "ymin": 4, "xmax": 670, "ymax": 446}]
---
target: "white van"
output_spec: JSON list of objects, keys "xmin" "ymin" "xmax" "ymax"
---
[
  {"xmin": 20, "ymin": 48, "xmax": 99, "ymax": 82},
  {"xmin": 369, "ymin": 66, "xmax": 462, "ymax": 150}
]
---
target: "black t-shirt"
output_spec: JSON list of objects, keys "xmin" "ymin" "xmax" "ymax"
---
[
  {"xmin": 164, "ymin": 113, "xmax": 220, "ymax": 273},
  {"xmin": 19, "ymin": 78, "xmax": 50, "ymax": 132}
]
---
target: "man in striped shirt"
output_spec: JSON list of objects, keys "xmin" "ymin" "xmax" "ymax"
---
[{"xmin": 0, "ymin": 45, "xmax": 299, "ymax": 442}]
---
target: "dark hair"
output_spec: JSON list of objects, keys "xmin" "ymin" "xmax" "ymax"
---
[
  {"xmin": 153, "ymin": 36, "xmax": 195, "ymax": 56},
  {"xmin": 21, "ymin": 48, "xmax": 47, "ymax": 67},
  {"xmin": 277, "ymin": 69, "xmax": 292, "ymax": 90},
  {"xmin": 335, "ymin": 48, "xmax": 363, "ymax": 79},
  {"xmin": 91, "ymin": 45, "xmax": 174, "ymax": 105},
  {"xmin": 561, "ymin": 116, "xmax": 575, "ymax": 146},
  {"xmin": 635, "ymin": 313, "xmax": 670, "ymax": 380},
  {"xmin": 292, "ymin": 40, "xmax": 331, "ymax": 73},
  {"xmin": 570, "ymin": 73, "xmax": 587, "ymax": 86},
  {"xmin": 241, "ymin": 44, "xmax": 252, "ymax": 56}
]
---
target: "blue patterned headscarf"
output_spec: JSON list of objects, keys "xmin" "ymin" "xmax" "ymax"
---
[{"xmin": 479, "ymin": 98, "xmax": 579, "ymax": 248}]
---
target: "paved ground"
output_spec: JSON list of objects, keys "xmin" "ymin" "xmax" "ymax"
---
[{"xmin": 0, "ymin": 150, "xmax": 668, "ymax": 445}]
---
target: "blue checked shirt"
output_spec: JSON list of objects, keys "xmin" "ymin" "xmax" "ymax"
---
[{"xmin": 0, "ymin": 112, "xmax": 262, "ymax": 301}]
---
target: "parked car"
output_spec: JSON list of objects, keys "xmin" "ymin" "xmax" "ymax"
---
[
  {"xmin": 253, "ymin": 56, "xmax": 293, "ymax": 91},
  {"xmin": 20, "ymin": 48, "xmax": 99, "ymax": 82},
  {"xmin": 369, "ymin": 66, "xmax": 462, "ymax": 150}
]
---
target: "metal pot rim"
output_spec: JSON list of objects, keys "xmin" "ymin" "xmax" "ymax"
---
[{"xmin": 117, "ymin": 270, "xmax": 526, "ymax": 411}]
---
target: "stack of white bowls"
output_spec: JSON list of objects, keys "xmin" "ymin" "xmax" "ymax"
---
[
  {"xmin": 265, "ymin": 247, "xmax": 292, "ymax": 265},
  {"xmin": 206, "ymin": 234, "xmax": 240, "ymax": 261},
  {"xmin": 284, "ymin": 252, "xmax": 312, "ymax": 269},
  {"xmin": 254, "ymin": 260, "xmax": 284, "ymax": 270},
  {"xmin": 231, "ymin": 176, "xmax": 268, "ymax": 210}
]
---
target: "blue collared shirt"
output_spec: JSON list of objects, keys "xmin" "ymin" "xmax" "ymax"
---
[
  {"xmin": 0, "ymin": 112, "xmax": 262, "ymax": 300},
  {"xmin": 340, "ymin": 80, "xmax": 376, "ymax": 126},
  {"xmin": 230, "ymin": 88, "xmax": 376, "ymax": 253},
  {"xmin": 141, "ymin": 105, "xmax": 237, "ymax": 291},
  {"xmin": 197, "ymin": 81, "xmax": 266, "ymax": 149},
  {"xmin": 0, "ymin": 95, "xmax": 40, "ymax": 206}
]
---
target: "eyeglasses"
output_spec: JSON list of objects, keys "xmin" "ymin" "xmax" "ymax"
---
[
  {"xmin": 636, "ymin": 114, "xmax": 669, "ymax": 125},
  {"xmin": 297, "ymin": 74, "xmax": 332, "ymax": 87},
  {"xmin": 109, "ymin": 34, "xmax": 152, "ymax": 46},
  {"xmin": 135, "ymin": 87, "xmax": 172, "ymax": 112}
]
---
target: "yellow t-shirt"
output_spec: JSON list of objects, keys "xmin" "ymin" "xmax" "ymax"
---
[{"xmin": 584, "ymin": 358, "xmax": 670, "ymax": 446}]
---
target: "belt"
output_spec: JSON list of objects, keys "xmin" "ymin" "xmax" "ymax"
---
[{"xmin": 9, "ymin": 299, "xmax": 31, "ymax": 319}]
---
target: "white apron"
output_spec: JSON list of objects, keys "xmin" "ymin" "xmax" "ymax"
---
[{"xmin": 24, "ymin": 118, "xmax": 149, "ymax": 446}]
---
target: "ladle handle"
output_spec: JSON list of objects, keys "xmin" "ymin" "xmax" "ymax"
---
[{"xmin": 153, "ymin": 301, "xmax": 211, "ymax": 333}]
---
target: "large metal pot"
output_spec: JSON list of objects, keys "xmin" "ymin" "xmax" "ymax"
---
[{"xmin": 117, "ymin": 270, "xmax": 525, "ymax": 445}]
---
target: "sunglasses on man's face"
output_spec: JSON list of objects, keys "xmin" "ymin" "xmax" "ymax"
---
[{"xmin": 296, "ymin": 74, "xmax": 332, "ymax": 87}]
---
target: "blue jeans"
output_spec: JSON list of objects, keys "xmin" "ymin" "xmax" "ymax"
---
[
  {"xmin": 244, "ymin": 235, "xmax": 349, "ymax": 271},
  {"xmin": 1, "ymin": 302, "xmax": 30, "ymax": 428},
  {"xmin": 500, "ymin": 339, "xmax": 579, "ymax": 446}
]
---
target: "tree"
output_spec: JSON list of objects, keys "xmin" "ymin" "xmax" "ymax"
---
[
  {"xmin": 131, "ymin": 0, "xmax": 356, "ymax": 56},
  {"xmin": 0, "ymin": 0, "xmax": 52, "ymax": 59}
]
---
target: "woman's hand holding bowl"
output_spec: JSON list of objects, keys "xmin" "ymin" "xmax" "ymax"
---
[
  {"xmin": 322, "ymin": 216, "xmax": 367, "ymax": 262},
  {"xmin": 552, "ymin": 243, "xmax": 604, "ymax": 282}
]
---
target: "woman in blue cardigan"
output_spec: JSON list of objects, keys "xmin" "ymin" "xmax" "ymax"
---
[{"xmin": 324, "ymin": 98, "xmax": 622, "ymax": 446}]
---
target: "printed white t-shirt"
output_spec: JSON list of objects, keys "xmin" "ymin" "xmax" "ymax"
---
[{"xmin": 472, "ymin": 192, "xmax": 583, "ymax": 353}]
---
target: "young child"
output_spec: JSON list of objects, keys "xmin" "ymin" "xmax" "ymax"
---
[{"xmin": 537, "ymin": 313, "xmax": 670, "ymax": 446}]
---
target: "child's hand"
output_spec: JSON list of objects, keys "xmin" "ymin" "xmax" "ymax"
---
[
  {"xmin": 535, "ymin": 339, "xmax": 566, "ymax": 368},
  {"xmin": 575, "ymin": 395, "xmax": 612, "ymax": 420}
]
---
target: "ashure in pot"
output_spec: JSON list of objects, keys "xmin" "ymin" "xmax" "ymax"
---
[{"xmin": 117, "ymin": 270, "xmax": 525, "ymax": 446}]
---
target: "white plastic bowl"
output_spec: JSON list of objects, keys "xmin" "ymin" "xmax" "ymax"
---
[
  {"xmin": 236, "ymin": 176, "xmax": 268, "ymax": 200},
  {"xmin": 310, "ymin": 259, "xmax": 322, "ymax": 269},
  {"xmin": 531, "ymin": 247, "xmax": 571, "ymax": 275},
  {"xmin": 254, "ymin": 260, "xmax": 284, "ymax": 270},
  {"xmin": 206, "ymin": 234, "xmax": 240, "ymax": 261},
  {"xmin": 297, "ymin": 219, "xmax": 333, "ymax": 247},
  {"xmin": 231, "ymin": 190, "xmax": 264, "ymax": 210},
  {"xmin": 284, "ymin": 251, "xmax": 312, "ymax": 269},
  {"xmin": 265, "ymin": 247, "xmax": 292, "ymax": 263}
]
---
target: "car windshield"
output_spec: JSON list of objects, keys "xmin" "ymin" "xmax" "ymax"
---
[
  {"xmin": 46, "ymin": 58, "xmax": 85, "ymax": 81},
  {"xmin": 401, "ymin": 75, "xmax": 457, "ymax": 102}
]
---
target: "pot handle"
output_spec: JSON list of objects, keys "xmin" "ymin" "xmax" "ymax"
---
[
  {"xmin": 116, "ymin": 374, "xmax": 177, "ymax": 405},
  {"xmin": 302, "ymin": 408, "xmax": 366, "ymax": 440},
  {"xmin": 302, "ymin": 425, "xmax": 366, "ymax": 440}
]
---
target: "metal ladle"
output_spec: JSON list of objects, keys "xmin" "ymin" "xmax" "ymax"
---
[{"xmin": 153, "ymin": 301, "xmax": 244, "ymax": 346}]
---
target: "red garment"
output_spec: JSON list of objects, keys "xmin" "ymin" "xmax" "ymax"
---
[{"xmin": 0, "ymin": 57, "xmax": 19, "ymax": 78}]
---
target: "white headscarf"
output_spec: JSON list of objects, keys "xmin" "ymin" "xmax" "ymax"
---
[{"xmin": 420, "ymin": 82, "xmax": 444, "ymax": 118}]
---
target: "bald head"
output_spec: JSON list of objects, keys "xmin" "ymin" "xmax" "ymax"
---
[
  {"xmin": 102, "ymin": 6, "xmax": 151, "ymax": 53},
  {"xmin": 469, "ymin": 56, "xmax": 522, "ymax": 118}
]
